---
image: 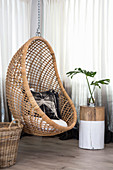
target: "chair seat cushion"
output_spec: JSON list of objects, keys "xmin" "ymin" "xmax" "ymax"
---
[
  {"xmin": 24, "ymin": 115, "xmax": 67, "ymax": 131},
  {"xmin": 52, "ymin": 119, "xmax": 67, "ymax": 127}
]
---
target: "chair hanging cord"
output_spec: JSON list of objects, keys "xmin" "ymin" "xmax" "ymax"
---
[{"xmin": 36, "ymin": 0, "xmax": 41, "ymax": 36}]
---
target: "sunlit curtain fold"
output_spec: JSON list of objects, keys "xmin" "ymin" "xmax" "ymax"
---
[
  {"xmin": 0, "ymin": 0, "xmax": 32, "ymax": 122},
  {"xmin": 42, "ymin": 0, "xmax": 113, "ymax": 132}
]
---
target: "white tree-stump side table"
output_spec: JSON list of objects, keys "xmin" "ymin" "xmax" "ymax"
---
[{"xmin": 79, "ymin": 106, "xmax": 105, "ymax": 150}]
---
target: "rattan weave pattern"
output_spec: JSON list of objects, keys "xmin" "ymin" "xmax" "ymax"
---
[
  {"xmin": 6, "ymin": 36, "xmax": 77, "ymax": 136},
  {"xmin": 0, "ymin": 120, "xmax": 23, "ymax": 168}
]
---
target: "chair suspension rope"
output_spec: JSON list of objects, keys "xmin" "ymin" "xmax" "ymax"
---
[{"xmin": 36, "ymin": 0, "xmax": 41, "ymax": 36}]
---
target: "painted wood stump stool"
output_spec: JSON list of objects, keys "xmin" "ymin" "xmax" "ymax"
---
[{"xmin": 79, "ymin": 106, "xmax": 105, "ymax": 150}]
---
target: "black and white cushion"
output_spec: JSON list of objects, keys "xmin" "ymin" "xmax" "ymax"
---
[{"xmin": 31, "ymin": 89, "xmax": 61, "ymax": 120}]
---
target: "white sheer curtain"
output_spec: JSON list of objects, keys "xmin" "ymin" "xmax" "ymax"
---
[
  {"xmin": 42, "ymin": 0, "xmax": 113, "ymax": 132},
  {"xmin": 0, "ymin": 0, "xmax": 32, "ymax": 122}
]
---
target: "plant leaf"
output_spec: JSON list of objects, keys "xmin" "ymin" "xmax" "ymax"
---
[
  {"xmin": 91, "ymin": 79, "xmax": 110, "ymax": 88},
  {"xmin": 66, "ymin": 68, "xmax": 97, "ymax": 78}
]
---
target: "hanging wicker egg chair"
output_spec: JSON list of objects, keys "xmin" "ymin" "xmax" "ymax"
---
[{"xmin": 6, "ymin": 36, "xmax": 77, "ymax": 136}]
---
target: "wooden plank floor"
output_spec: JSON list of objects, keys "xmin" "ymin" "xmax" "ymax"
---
[{"xmin": 7, "ymin": 136, "xmax": 113, "ymax": 170}]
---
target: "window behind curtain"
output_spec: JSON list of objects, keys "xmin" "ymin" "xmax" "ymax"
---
[{"xmin": 42, "ymin": 0, "xmax": 113, "ymax": 132}]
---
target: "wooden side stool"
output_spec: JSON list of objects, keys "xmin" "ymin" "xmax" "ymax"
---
[{"xmin": 79, "ymin": 106, "xmax": 105, "ymax": 149}]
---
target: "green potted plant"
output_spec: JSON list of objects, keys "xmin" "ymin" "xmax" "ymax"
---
[{"xmin": 66, "ymin": 68, "xmax": 110, "ymax": 106}]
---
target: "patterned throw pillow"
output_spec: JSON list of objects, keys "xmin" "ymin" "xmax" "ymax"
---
[{"xmin": 31, "ymin": 89, "xmax": 61, "ymax": 120}]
